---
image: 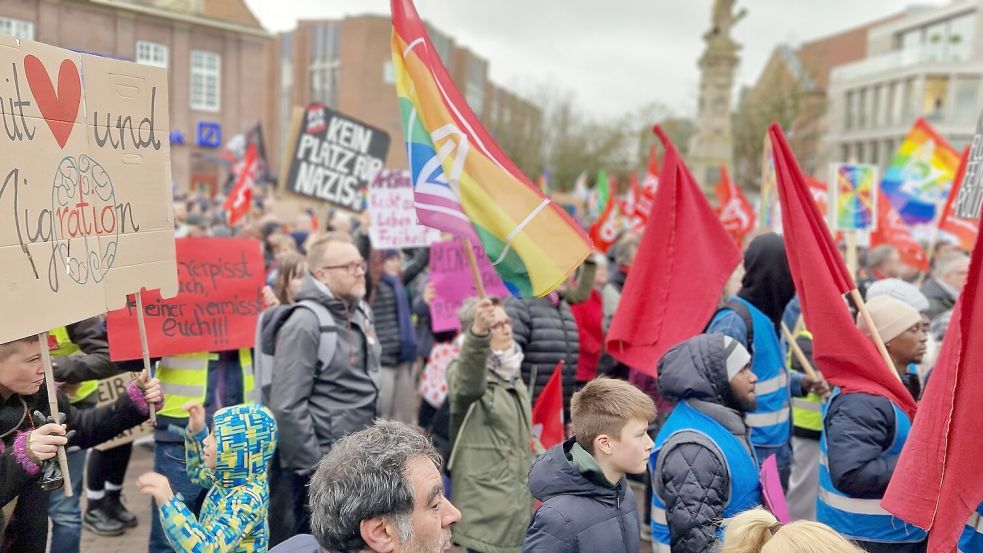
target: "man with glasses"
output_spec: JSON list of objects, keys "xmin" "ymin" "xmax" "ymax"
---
[{"xmin": 268, "ymin": 233, "xmax": 382, "ymax": 541}]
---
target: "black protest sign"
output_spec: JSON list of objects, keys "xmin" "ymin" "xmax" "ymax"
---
[{"xmin": 284, "ymin": 103, "xmax": 390, "ymax": 211}]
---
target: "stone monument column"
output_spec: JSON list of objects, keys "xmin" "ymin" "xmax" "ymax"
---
[{"xmin": 688, "ymin": 0, "xmax": 745, "ymax": 193}]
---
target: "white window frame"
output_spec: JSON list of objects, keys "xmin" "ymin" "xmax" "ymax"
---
[
  {"xmin": 190, "ymin": 50, "xmax": 221, "ymax": 112},
  {"xmin": 136, "ymin": 40, "xmax": 168, "ymax": 69},
  {"xmin": 0, "ymin": 17, "xmax": 34, "ymax": 41},
  {"xmin": 383, "ymin": 61, "xmax": 395, "ymax": 84}
]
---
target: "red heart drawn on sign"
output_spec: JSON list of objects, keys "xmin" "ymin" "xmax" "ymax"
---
[{"xmin": 23, "ymin": 55, "xmax": 81, "ymax": 149}]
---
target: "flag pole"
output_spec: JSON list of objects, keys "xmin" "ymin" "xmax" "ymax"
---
[
  {"xmin": 462, "ymin": 238, "xmax": 486, "ymax": 299},
  {"xmin": 850, "ymin": 289, "xmax": 904, "ymax": 383},
  {"xmin": 134, "ymin": 290, "xmax": 157, "ymax": 426},
  {"xmin": 39, "ymin": 331, "xmax": 73, "ymax": 496},
  {"xmin": 780, "ymin": 322, "xmax": 818, "ymax": 380}
]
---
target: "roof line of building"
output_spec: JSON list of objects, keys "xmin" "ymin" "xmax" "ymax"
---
[
  {"xmin": 777, "ymin": 44, "xmax": 816, "ymax": 92},
  {"xmin": 87, "ymin": 0, "xmax": 274, "ymax": 38}
]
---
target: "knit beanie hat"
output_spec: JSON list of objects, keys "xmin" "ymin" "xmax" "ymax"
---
[
  {"xmin": 857, "ymin": 295, "xmax": 922, "ymax": 343},
  {"xmin": 866, "ymin": 278, "xmax": 930, "ymax": 313},
  {"xmin": 722, "ymin": 336, "xmax": 751, "ymax": 381}
]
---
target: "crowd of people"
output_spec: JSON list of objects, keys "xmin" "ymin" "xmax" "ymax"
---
[{"xmin": 0, "ymin": 186, "xmax": 978, "ymax": 553}]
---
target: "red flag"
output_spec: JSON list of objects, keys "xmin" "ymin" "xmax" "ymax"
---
[
  {"xmin": 882, "ymin": 215, "xmax": 983, "ymax": 552},
  {"xmin": 531, "ymin": 360, "xmax": 565, "ymax": 449},
  {"xmin": 714, "ymin": 165, "xmax": 756, "ymax": 243},
  {"xmin": 589, "ymin": 192, "xmax": 621, "ymax": 253},
  {"xmin": 647, "ymin": 143, "xmax": 660, "ymax": 175},
  {"xmin": 606, "ymin": 127, "xmax": 741, "ymax": 375},
  {"xmin": 768, "ymin": 124, "xmax": 917, "ymax": 418},
  {"xmin": 938, "ymin": 147, "xmax": 979, "ymax": 251},
  {"xmin": 871, "ymin": 188, "xmax": 929, "ymax": 271},
  {"xmin": 223, "ymin": 142, "xmax": 258, "ymax": 225}
]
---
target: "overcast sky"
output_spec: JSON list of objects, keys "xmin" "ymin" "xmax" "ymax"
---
[{"xmin": 244, "ymin": 0, "xmax": 949, "ymax": 120}]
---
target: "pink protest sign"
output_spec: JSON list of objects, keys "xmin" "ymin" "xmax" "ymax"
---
[
  {"xmin": 759, "ymin": 454, "xmax": 790, "ymax": 523},
  {"xmin": 429, "ymin": 239, "xmax": 509, "ymax": 332}
]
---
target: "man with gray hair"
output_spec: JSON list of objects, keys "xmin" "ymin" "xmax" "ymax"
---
[
  {"xmin": 268, "ymin": 232, "xmax": 382, "ymax": 543},
  {"xmin": 270, "ymin": 420, "xmax": 462, "ymax": 553},
  {"xmin": 921, "ymin": 251, "xmax": 971, "ymax": 320}
]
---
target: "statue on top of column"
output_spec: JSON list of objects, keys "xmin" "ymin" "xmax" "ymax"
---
[{"xmin": 704, "ymin": 0, "xmax": 747, "ymax": 54}]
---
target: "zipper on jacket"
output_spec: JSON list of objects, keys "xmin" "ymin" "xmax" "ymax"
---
[{"xmin": 616, "ymin": 487, "xmax": 628, "ymax": 551}]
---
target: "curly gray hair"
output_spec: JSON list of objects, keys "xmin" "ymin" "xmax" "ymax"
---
[{"xmin": 308, "ymin": 420, "xmax": 442, "ymax": 552}]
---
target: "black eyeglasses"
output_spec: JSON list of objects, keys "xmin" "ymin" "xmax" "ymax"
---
[
  {"xmin": 490, "ymin": 319, "xmax": 512, "ymax": 332},
  {"xmin": 320, "ymin": 261, "xmax": 367, "ymax": 276}
]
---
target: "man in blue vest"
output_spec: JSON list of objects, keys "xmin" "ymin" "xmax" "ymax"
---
[
  {"xmin": 649, "ymin": 333, "xmax": 761, "ymax": 553},
  {"xmin": 708, "ymin": 233, "xmax": 828, "ymax": 488},
  {"xmin": 818, "ymin": 296, "xmax": 928, "ymax": 553}
]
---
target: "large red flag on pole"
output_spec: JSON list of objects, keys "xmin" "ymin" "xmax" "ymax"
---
[
  {"xmin": 882, "ymin": 215, "xmax": 983, "ymax": 552},
  {"xmin": 938, "ymin": 147, "xmax": 979, "ymax": 252},
  {"xmin": 605, "ymin": 127, "xmax": 741, "ymax": 376},
  {"xmin": 768, "ymin": 124, "xmax": 917, "ymax": 418},
  {"xmin": 223, "ymin": 142, "xmax": 258, "ymax": 225}
]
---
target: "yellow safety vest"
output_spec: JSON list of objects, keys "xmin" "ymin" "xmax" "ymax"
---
[
  {"xmin": 50, "ymin": 326, "xmax": 99, "ymax": 404},
  {"xmin": 156, "ymin": 349, "xmax": 254, "ymax": 419},
  {"xmin": 788, "ymin": 329, "xmax": 823, "ymax": 433}
]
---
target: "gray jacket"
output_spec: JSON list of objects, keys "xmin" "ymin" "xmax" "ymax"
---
[{"xmin": 269, "ymin": 274, "xmax": 381, "ymax": 473}]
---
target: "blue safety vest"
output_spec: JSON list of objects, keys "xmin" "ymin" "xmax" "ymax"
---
[
  {"xmin": 649, "ymin": 400, "xmax": 761, "ymax": 551},
  {"xmin": 959, "ymin": 503, "xmax": 983, "ymax": 553},
  {"xmin": 711, "ymin": 297, "xmax": 791, "ymax": 447},
  {"xmin": 817, "ymin": 389, "xmax": 927, "ymax": 543}
]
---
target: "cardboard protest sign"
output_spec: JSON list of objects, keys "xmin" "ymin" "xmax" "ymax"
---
[
  {"xmin": 106, "ymin": 238, "xmax": 264, "ymax": 360},
  {"xmin": 956, "ymin": 111, "xmax": 983, "ymax": 220},
  {"xmin": 369, "ymin": 169, "xmax": 441, "ymax": 249},
  {"xmin": 829, "ymin": 162, "xmax": 878, "ymax": 231},
  {"xmin": 429, "ymin": 239, "xmax": 510, "ymax": 332},
  {"xmin": 283, "ymin": 103, "xmax": 390, "ymax": 212},
  {"xmin": 93, "ymin": 372, "xmax": 154, "ymax": 450},
  {"xmin": 0, "ymin": 37, "xmax": 177, "ymax": 344}
]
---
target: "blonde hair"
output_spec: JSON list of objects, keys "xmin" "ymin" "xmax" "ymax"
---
[
  {"xmin": 306, "ymin": 232, "xmax": 354, "ymax": 269},
  {"xmin": 571, "ymin": 378, "xmax": 656, "ymax": 454},
  {"xmin": 721, "ymin": 509, "xmax": 865, "ymax": 553}
]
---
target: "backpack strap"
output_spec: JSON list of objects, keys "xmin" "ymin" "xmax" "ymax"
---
[{"xmin": 296, "ymin": 300, "xmax": 339, "ymax": 372}]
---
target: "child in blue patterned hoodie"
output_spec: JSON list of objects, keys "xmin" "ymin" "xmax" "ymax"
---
[{"xmin": 137, "ymin": 402, "xmax": 278, "ymax": 553}]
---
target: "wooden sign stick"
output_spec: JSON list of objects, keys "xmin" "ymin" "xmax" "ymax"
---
[
  {"xmin": 780, "ymin": 322, "xmax": 818, "ymax": 380},
  {"xmin": 38, "ymin": 331, "xmax": 73, "ymax": 496},
  {"xmin": 134, "ymin": 290, "xmax": 157, "ymax": 426},
  {"xmin": 462, "ymin": 238, "xmax": 487, "ymax": 299}
]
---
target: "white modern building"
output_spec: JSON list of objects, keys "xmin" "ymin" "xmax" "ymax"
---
[{"xmin": 827, "ymin": 0, "xmax": 983, "ymax": 167}]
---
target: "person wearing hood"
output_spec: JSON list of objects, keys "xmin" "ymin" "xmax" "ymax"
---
[
  {"xmin": 522, "ymin": 378, "xmax": 656, "ymax": 553},
  {"xmin": 138, "ymin": 402, "xmax": 278, "ymax": 552},
  {"xmin": 446, "ymin": 296, "xmax": 538, "ymax": 553},
  {"xmin": 817, "ymin": 296, "xmax": 927, "ymax": 553},
  {"xmin": 707, "ymin": 233, "xmax": 828, "ymax": 487},
  {"xmin": 268, "ymin": 233, "xmax": 381, "ymax": 541},
  {"xmin": 650, "ymin": 333, "xmax": 762, "ymax": 553}
]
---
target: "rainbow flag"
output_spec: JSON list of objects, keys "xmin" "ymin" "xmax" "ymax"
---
[
  {"xmin": 831, "ymin": 163, "xmax": 876, "ymax": 230},
  {"xmin": 760, "ymin": 133, "xmax": 781, "ymax": 231},
  {"xmin": 881, "ymin": 118, "xmax": 960, "ymax": 224},
  {"xmin": 391, "ymin": 0, "xmax": 590, "ymax": 297}
]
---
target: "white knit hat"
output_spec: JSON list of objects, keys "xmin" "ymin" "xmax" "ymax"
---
[
  {"xmin": 866, "ymin": 278, "xmax": 930, "ymax": 313},
  {"xmin": 722, "ymin": 336, "xmax": 751, "ymax": 381}
]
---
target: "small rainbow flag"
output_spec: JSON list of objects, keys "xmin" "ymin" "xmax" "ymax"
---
[
  {"xmin": 391, "ymin": 0, "xmax": 590, "ymax": 297},
  {"xmin": 881, "ymin": 118, "xmax": 960, "ymax": 225},
  {"xmin": 831, "ymin": 163, "xmax": 877, "ymax": 231}
]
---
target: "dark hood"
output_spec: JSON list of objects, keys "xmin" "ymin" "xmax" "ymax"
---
[
  {"xmin": 528, "ymin": 440, "xmax": 621, "ymax": 504},
  {"xmin": 738, "ymin": 233, "xmax": 795, "ymax": 326},
  {"xmin": 657, "ymin": 334, "xmax": 740, "ymax": 410}
]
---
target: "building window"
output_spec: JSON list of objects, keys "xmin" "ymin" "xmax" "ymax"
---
[
  {"xmin": 923, "ymin": 75, "xmax": 948, "ymax": 122},
  {"xmin": 190, "ymin": 50, "xmax": 221, "ymax": 112},
  {"xmin": 953, "ymin": 76, "xmax": 980, "ymax": 123},
  {"xmin": 902, "ymin": 78, "xmax": 918, "ymax": 122},
  {"xmin": 858, "ymin": 88, "xmax": 868, "ymax": 128},
  {"xmin": 383, "ymin": 61, "xmax": 395, "ymax": 84},
  {"xmin": 0, "ymin": 17, "xmax": 34, "ymax": 40},
  {"xmin": 947, "ymin": 13, "xmax": 976, "ymax": 62},
  {"xmin": 846, "ymin": 90, "xmax": 856, "ymax": 130},
  {"xmin": 310, "ymin": 60, "xmax": 340, "ymax": 107},
  {"xmin": 136, "ymin": 41, "xmax": 168, "ymax": 68},
  {"xmin": 465, "ymin": 57, "xmax": 487, "ymax": 115}
]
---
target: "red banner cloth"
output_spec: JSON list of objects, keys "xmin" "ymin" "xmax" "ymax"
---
[
  {"xmin": 107, "ymin": 238, "xmax": 265, "ymax": 360},
  {"xmin": 768, "ymin": 124, "xmax": 917, "ymax": 419},
  {"xmin": 938, "ymin": 147, "xmax": 979, "ymax": 252},
  {"xmin": 871, "ymin": 188, "xmax": 929, "ymax": 271},
  {"xmin": 882, "ymin": 215, "xmax": 983, "ymax": 552},
  {"xmin": 532, "ymin": 360, "xmax": 565, "ymax": 449},
  {"xmin": 605, "ymin": 127, "xmax": 741, "ymax": 376},
  {"xmin": 715, "ymin": 165, "xmax": 757, "ymax": 244}
]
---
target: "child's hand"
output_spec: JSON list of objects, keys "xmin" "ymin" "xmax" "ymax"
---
[
  {"xmin": 138, "ymin": 370, "xmax": 163, "ymax": 406},
  {"xmin": 137, "ymin": 472, "xmax": 174, "ymax": 504},
  {"xmin": 184, "ymin": 402, "xmax": 206, "ymax": 435},
  {"xmin": 28, "ymin": 423, "xmax": 67, "ymax": 464}
]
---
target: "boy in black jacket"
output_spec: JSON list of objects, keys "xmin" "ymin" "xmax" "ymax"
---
[
  {"xmin": 0, "ymin": 334, "xmax": 162, "ymax": 553},
  {"xmin": 523, "ymin": 378, "xmax": 656, "ymax": 553}
]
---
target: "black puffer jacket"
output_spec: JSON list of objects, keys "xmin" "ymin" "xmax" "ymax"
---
[
  {"xmin": 523, "ymin": 439, "xmax": 639, "ymax": 553},
  {"xmin": 823, "ymin": 392, "xmax": 899, "ymax": 499},
  {"xmin": 505, "ymin": 297, "xmax": 578, "ymax": 414},
  {"xmin": 653, "ymin": 334, "xmax": 757, "ymax": 553},
  {"xmin": 370, "ymin": 249, "xmax": 429, "ymax": 367}
]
